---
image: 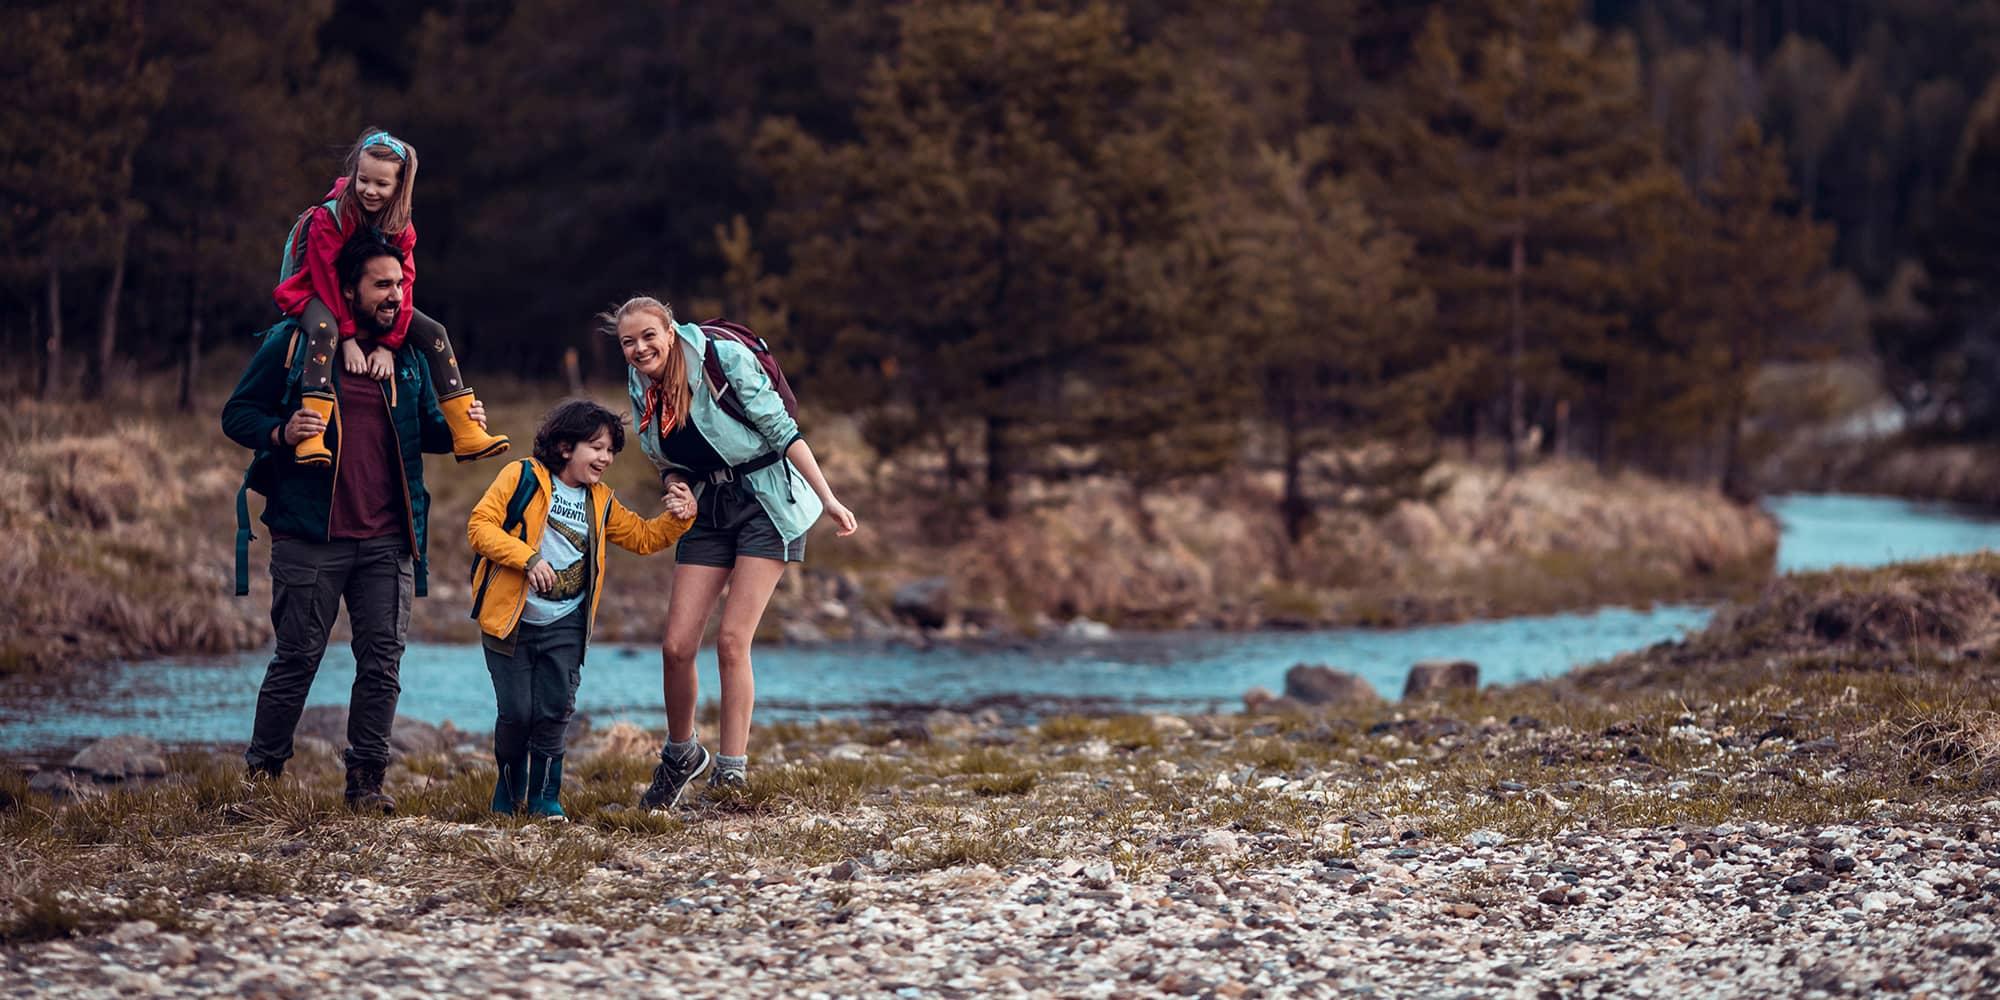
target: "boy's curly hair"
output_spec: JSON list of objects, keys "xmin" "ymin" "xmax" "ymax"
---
[{"xmin": 533, "ymin": 399, "xmax": 626, "ymax": 472}]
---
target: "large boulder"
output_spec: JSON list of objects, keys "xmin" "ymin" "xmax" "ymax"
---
[
  {"xmin": 1283, "ymin": 664, "xmax": 1384, "ymax": 708},
  {"xmin": 292, "ymin": 707, "xmax": 451, "ymax": 761},
  {"xmin": 1242, "ymin": 687, "xmax": 1313, "ymax": 716},
  {"xmin": 582, "ymin": 721, "xmax": 656, "ymax": 761},
  {"xmin": 891, "ymin": 577, "xmax": 955, "ymax": 630},
  {"xmin": 67, "ymin": 735, "xmax": 168, "ymax": 780},
  {"xmin": 1404, "ymin": 660, "xmax": 1480, "ymax": 698},
  {"xmin": 28, "ymin": 770, "xmax": 104, "ymax": 801}
]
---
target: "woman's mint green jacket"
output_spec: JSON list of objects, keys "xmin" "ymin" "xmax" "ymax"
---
[{"xmin": 625, "ymin": 321, "xmax": 823, "ymax": 544}]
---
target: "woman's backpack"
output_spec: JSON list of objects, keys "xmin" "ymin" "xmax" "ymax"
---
[{"xmin": 699, "ymin": 319, "xmax": 798, "ymax": 428}]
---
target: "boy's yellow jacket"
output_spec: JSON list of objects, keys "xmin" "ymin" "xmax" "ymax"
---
[{"xmin": 466, "ymin": 459, "xmax": 691, "ymax": 641}]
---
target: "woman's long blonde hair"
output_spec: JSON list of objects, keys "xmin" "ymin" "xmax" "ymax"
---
[
  {"xmin": 334, "ymin": 126, "xmax": 417, "ymax": 234},
  {"xmin": 602, "ymin": 296, "xmax": 692, "ymax": 433}
]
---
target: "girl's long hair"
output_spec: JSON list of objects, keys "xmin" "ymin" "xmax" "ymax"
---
[
  {"xmin": 333, "ymin": 126, "xmax": 417, "ymax": 235},
  {"xmin": 602, "ymin": 296, "xmax": 693, "ymax": 434}
]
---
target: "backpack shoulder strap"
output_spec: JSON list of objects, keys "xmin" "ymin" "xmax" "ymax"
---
[
  {"xmin": 502, "ymin": 459, "xmax": 540, "ymax": 530},
  {"xmin": 234, "ymin": 469, "xmax": 257, "ymax": 597},
  {"xmin": 467, "ymin": 459, "xmax": 540, "ymax": 586},
  {"xmin": 702, "ymin": 335, "xmax": 757, "ymax": 431}
]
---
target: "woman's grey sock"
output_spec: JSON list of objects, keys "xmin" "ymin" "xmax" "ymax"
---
[
  {"xmin": 664, "ymin": 735, "xmax": 699, "ymax": 764},
  {"xmin": 714, "ymin": 754, "xmax": 747, "ymax": 778}
]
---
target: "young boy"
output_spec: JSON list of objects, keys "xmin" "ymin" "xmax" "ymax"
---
[{"xmin": 467, "ymin": 400, "xmax": 695, "ymax": 818}]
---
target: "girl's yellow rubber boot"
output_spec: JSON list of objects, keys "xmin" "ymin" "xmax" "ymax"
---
[
  {"xmin": 295, "ymin": 393, "xmax": 337, "ymax": 468},
  {"xmin": 440, "ymin": 389, "xmax": 510, "ymax": 463}
]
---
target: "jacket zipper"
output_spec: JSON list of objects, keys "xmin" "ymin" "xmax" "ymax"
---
[
  {"xmin": 321, "ymin": 381, "xmax": 342, "ymax": 539},
  {"xmin": 496, "ymin": 468, "xmax": 547, "ymax": 638},
  {"xmin": 381, "ymin": 377, "xmax": 418, "ymax": 556}
]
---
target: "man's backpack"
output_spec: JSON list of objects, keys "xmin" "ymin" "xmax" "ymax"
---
[{"xmin": 699, "ymin": 319, "xmax": 798, "ymax": 430}]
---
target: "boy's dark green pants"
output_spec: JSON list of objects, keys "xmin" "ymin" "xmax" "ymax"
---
[{"xmin": 484, "ymin": 606, "xmax": 588, "ymax": 762}]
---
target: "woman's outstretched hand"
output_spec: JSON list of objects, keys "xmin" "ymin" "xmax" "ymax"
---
[{"xmin": 825, "ymin": 499, "xmax": 858, "ymax": 537}]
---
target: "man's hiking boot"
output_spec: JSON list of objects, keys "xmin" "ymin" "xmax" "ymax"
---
[
  {"xmin": 343, "ymin": 765, "xmax": 396, "ymax": 814},
  {"xmin": 239, "ymin": 761, "xmax": 284, "ymax": 798},
  {"xmin": 639, "ymin": 743, "xmax": 711, "ymax": 812}
]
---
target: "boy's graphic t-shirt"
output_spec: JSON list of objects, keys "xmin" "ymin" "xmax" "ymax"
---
[{"xmin": 521, "ymin": 478, "xmax": 591, "ymax": 626}]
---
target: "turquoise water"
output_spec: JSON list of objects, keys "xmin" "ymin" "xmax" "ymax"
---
[
  {"xmin": 5, "ymin": 493, "xmax": 1997, "ymax": 750},
  {"xmin": 1768, "ymin": 493, "xmax": 2000, "ymax": 573}
]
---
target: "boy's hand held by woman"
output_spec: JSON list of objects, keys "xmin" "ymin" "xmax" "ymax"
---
[{"xmin": 662, "ymin": 482, "xmax": 695, "ymax": 520}]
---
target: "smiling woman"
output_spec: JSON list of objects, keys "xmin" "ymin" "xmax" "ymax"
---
[{"xmin": 604, "ymin": 296, "xmax": 857, "ymax": 808}]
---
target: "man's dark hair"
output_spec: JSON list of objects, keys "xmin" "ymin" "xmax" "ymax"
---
[
  {"xmin": 335, "ymin": 227, "xmax": 406, "ymax": 293},
  {"xmin": 533, "ymin": 399, "xmax": 626, "ymax": 471}
]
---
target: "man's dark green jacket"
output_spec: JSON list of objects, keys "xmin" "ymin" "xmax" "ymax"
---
[{"xmin": 221, "ymin": 322, "xmax": 454, "ymax": 596}]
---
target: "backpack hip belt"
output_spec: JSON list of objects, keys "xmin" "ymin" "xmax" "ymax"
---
[{"xmin": 703, "ymin": 451, "xmax": 782, "ymax": 485}]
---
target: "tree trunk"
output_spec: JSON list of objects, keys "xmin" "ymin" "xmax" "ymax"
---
[
  {"xmin": 1719, "ymin": 395, "xmax": 1749, "ymax": 501},
  {"xmin": 42, "ymin": 264, "xmax": 65, "ymax": 400},
  {"xmin": 89, "ymin": 225, "xmax": 131, "ymax": 400},
  {"xmin": 983, "ymin": 413, "xmax": 1012, "ymax": 520},
  {"xmin": 1280, "ymin": 415, "xmax": 1309, "ymax": 548},
  {"xmin": 1719, "ymin": 337, "xmax": 1752, "ymax": 501},
  {"xmin": 1506, "ymin": 222, "xmax": 1527, "ymax": 474},
  {"xmin": 1504, "ymin": 9, "xmax": 1533, "ymax": 475},
  {"xmin": 180, "ymin": 271, "xmax": 203, "ymax": 413}
]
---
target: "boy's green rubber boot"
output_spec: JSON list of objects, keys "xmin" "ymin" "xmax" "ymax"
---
[
  {"xmin": 525, "ymin": 753, "xmax": 566, "ymax": 821},
  {"xmin": 490, "ymin": 753, "xmax": 528, "ymax": 814}
]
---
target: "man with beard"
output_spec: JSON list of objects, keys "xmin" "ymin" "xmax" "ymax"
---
[{"xmin": 222, "ymin": 228, "xmax": 491, "ymax": 811}]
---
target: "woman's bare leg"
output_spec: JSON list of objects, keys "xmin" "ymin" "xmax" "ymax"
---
[
  {"xmin": 713, "ymin": 557, "xmax": 787, "ymax": 757},
  {"xmin": 662, "ymin": 564, "xmax": 731, "ymax": 742}
]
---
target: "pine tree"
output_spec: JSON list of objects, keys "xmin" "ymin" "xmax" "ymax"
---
[
  {"xmin": 760, "ymin": 2, "xmax": 1224, "ymax": 519},
  {"xmin": 1351, "ymin": 1, "xmax": 1681, "ymax": 470},
  {"xmin": 1219, "ymin": 129, "xmax": 1450, "ymax": 545},
  {"xmin": 1680, "ymin": 120, "xmax": 1833, "ymax": 498},
  {"xmin": 1877, "ymin": 77, "xmax": 2000, "ymax": 437},
  {"xmin": 0, "ymin": 0, "xmax": 168, "ymax": 400},
  {"xmin": 130, "ymin": 0, "xmax": 342, "ymax": 410}
]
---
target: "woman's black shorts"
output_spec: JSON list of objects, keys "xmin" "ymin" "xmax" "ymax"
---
[{"xmin": 674, "ymin": 479, "xmax": 806, "ymax": 566}]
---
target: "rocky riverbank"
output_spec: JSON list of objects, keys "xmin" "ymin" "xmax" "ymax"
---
[
  {"xmin": 1780, "ymin": 437, "xmax": 2000, "ymax": 510},
  {"xmin": 2, "ymin": 389, "xmax": 1775, "ymax": 676},
  {"xmin": 6, "ymin": 816, "xmax": 1996, "ymax": 997},
  {"xmin": 4, "ymin": 556, "xmax": 1998, "ymax": 996}
]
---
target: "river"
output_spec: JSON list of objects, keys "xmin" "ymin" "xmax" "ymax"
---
[{"xmin": 5, "ymin": 493, "xmax": 1998, "ymax": 750}]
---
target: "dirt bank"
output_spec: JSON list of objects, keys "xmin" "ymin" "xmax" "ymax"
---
[{"xmin": 1, "ymin": 387, "xmax": 1775, "ymax": 675}]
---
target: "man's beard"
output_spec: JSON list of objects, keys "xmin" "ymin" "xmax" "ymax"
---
[{"xmin": 355, "ymin": 303, "xmax": 397, "ymax": 337}]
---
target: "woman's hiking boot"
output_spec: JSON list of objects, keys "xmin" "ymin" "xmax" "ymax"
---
[
  {"xmin": 525, "ymin": 753, "xmax": 566, "ymax": 821},
  {"xmin": 343, "ymin": 765, "xmax": 396, "ymax": 814},
  {"xmin": 295, "ymin": 392, "xmax": 337, "ymax": 468},
  {"xmin": 706, "ymin": 766, "xmax": 748, "ymax": 802},
  {"xmin": 490, "ymin": 753, "xmax": 529, "ymax": 814},
  {"xmin": 440, "ymin": 389, "xmax": 510, "ymax": 463},
  {"xmin": 639, "ymin": 743, "xmax": 711, "ymax": 812}
]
